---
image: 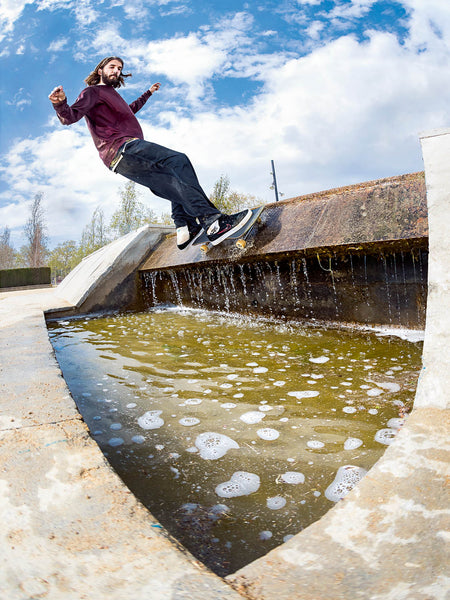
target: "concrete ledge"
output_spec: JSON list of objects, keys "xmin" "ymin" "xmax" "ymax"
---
[
  {"xmin": 0, "ymin": 289, "xmax": 243, "ymax": 600},
  {"xmin": 141, "ymin": 172, "xmax": 427, "ymax": 271}
]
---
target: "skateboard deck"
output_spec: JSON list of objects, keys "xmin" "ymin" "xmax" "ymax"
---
[{"xmin": 193, "ymin": 206, "xmax": 265, "ymax": 253}]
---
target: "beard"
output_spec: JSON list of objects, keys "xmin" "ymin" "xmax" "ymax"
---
[{"xmin": 100, "ymin": 71, "xmax": 120, "ymax": 87}]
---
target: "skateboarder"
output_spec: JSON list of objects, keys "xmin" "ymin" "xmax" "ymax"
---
[{"xmin": 48, "ymin": 56, "xmax": 251, "ymax": 249}]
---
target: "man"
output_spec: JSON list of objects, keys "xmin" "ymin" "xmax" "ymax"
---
[{"xmin": 48, "ymin": 56, "xmax": 251, "ymax": 250}]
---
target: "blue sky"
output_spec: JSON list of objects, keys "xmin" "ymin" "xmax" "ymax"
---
[{"xmin": 1, "ymin": 0, "xmax": 449, "ymax": 248}]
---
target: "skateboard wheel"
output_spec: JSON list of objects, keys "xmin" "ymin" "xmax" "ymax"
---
[
  {"xmin": 236, "ymin": 239, "xmax": 246, "ymax": 249},
  {"xmin": 200, "ymin": 244, "xmax": 209, "ymax": 253}
]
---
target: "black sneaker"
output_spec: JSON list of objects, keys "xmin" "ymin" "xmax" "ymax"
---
[
  {"xmin": 206, "ymin": 209, "xmax": 252, "ymax": 246},
  {"xmin": 177, "ymin": 224, "xmax": 202, "ymax": 250}
]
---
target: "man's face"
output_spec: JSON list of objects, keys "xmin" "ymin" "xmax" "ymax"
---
[{"xmin": 99, "ymin": 59, "xmax": 123, "ymax": 86}]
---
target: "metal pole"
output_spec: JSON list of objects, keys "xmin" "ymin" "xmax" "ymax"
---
[{"xmin": 271, "ymin": 159, "xmax": 280, "ymax": 202}]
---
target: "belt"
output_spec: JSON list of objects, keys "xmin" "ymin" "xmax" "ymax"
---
[{"xmin": 110, "ymin": 138, "xmax": 138, "ymax": 172}]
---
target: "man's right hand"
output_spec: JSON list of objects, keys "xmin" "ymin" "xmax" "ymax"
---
[{"xmin": 48, "ymin": 85, "xmax": 66, "ymax": 104}]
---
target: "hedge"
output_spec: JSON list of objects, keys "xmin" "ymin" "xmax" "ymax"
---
[{"xmin": 0, "ymin": 267, "xmax": 51, "ymax": 289}]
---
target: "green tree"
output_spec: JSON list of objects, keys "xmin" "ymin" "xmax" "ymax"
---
[
  {"xmin": 209, "ymin": 174, "xmax": 263, "ymax": 213},
  {"xmin": 0, "ymin": 227, "xmax": 15, "ymax": 269},
  {"xmin": 79, "ymin": 207, "xmax": 109, "ymax": 257},
  {"xmin": 23, "ymin": 192, "xmax": 48, "ymax": 267},
  {"xmin": 48, "ymin": 240, "xmax": 79, "ymax": 282},
  {"xmin": 110, "ymin": 181, "xmax": 148, "ymax": 237}
]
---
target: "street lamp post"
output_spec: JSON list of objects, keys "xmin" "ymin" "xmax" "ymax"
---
[{"xmin": 271, "ymin": 159, "xmax": 280, "ymax": 202}]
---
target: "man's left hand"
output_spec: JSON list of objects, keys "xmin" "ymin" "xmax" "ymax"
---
[{"xmin": 150, "ymin": 82, "xmax": 161, "ymax": 94}]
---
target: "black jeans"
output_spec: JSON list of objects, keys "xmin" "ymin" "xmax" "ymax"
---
[{"xmin": 113, "ymin": 139, "xmax": 220, "ymax": 229}]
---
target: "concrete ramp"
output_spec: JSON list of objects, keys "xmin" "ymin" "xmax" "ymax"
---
[{"xmin": 52, "ymin": 224, "xmax": 173, "ymax": 316}]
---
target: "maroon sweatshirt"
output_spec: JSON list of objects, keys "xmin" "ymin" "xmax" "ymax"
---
[{"xmin": 53, "ymin": 85, "xmax": 153, "ymax": 167}]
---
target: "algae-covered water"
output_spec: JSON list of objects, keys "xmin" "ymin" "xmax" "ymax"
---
[{"xmin": 47, "ymin": 308, "xmax": 422, "ymax": 575}]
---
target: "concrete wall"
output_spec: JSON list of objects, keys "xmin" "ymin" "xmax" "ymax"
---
[
  {"xmin": 141, "ymin": 172, "xmax": 427, "ymax": 271},
  {"xmin": 52, "ymin": 224, "xmax": 173, "ymax": 317},
  {"xmin": 141, "ymin": 173, "xmax": 428, "ymax": 329}
]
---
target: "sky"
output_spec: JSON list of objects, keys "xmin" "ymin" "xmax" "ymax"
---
[{"xmin": 1, "ymin": 0, "xmax": 449, "ymax": 249}]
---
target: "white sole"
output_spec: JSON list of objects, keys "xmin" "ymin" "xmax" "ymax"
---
[{"xmin": 209, "ymin": 210, "xmax": 252, "ymax": 246}]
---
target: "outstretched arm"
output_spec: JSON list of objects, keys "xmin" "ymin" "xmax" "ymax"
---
[
  {"xmin": 129, "ymin": 82, "xmax": 161, "ymax": 114},
  {"xmin": 48, "ymin": 85, "xmax": 98, "ymax": 125}
]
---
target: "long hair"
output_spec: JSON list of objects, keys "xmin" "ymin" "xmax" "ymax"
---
[{"xmin": 84, "ymin": 56, "xmax": 132, "ymax": 88}]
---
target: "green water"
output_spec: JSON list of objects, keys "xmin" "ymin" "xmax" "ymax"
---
[{"xmin": 47, "ymin": 308, "xmax": 422, "ymax": 575}]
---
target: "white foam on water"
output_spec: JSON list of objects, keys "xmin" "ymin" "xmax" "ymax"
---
[
  {"xmin": 310, "ymin": 374, "xmax": 324, "ymax": 379},
  {"xmin": 185, "ymin": 398, "xmax": 202, "ymax": 405},
  {"xmin": 221, "ymin": 403, "xmax": 237, "ymax": 409},
  {"xmin": 233, "ymin": 393, "xmax": 244, "ymax": 398},
  {"xmin": 108, "ymin": 437, "xmax": 124, "ymax": 447},
  {"xmin": 368, "ymin": 408, "xmax": 378, "ymax": 415},
  {"xmin": 258, "ymin": 405, "xmax": 273, "ymax": 412},
  {"xmin": 342, "ymin": 406, "xmax": 357, "ymax": 414},
  {"xmin": 126, "ymin": 403, "xmax": 137, "ymax": 408},
  {"xmin": 179, "ymin": 417, "xmax": 200, "ymax": 427},
  {"xmin": 367, "ymin": 388, "xmax": 384, "ymax": 397},
  {"xmin": 220, "ymin": 383, "xmax": 233, "ymax": 389},
  {"xmin": 138, "ymin": 410, "xmax": 164, "ymax": 430},
  {"xmin": 309, "ymin": 356, "xmax": 329, "ymax": 364},
  {"xmin": 240, "ymin": 411, "xmax": 265, "ymax": 424},
  {"xmin": 377, "ymin": 381, "xmax": 401, "ymax": 393},
  {"xmin": 227, "ymin": 374, "xmax": 239, "ymax": 380},
  {"xmin": 132, "ymin": 435, "xmax": 145, "ymax": 444},
  {"xmin": 259, "ymin": 530, "xmax": 273, "ymax": 540},
  {"xmin": 325, "ymin": 465, "xmax": 367, "ymax": 502},
  {"xmin": 387, "ymin": 417, "xmax": 406, "ymax": 430},
  {"xmin": 186, "ymin": 446, "xmax": 198, "ymax": 453},
  {"xmin": 246, "ymin": 362, "xmax": 259, "ymax": 367},
  {"xmin": 195, "ymin": 432, "xmax": 239, "ymax": 460},
  {"xmin": 288, "ymin": 391, "xmax": 320, "ymax": 400},
  {"xmin": 254, "ymin": 366, "xmax": 268, "ymax": 373},
  {"xmin": 307, "ymin": 440, "xmax": 325, "ymax": 449},
  {"xmin": 280, "ymin": 471, "xmax": 305, "ymax": 484},
  {"xmin": 374, "ymin": 428, "xmax": 397, "ymax": 445},
  {"xmin": 267, "ymin": 495, "xmax": 287, "ymax": 510},
  {"xmin": 283, "ymin": 534, "xmax": 294, "ymax": 542},
  {"xmin": 257, "ymin": 428, "xmax": 280, "ymax": 440},
  {"xmin": 110, "ymin": 423, "xmax": 122, "ymax": 430},
  {"xmin": 215, "ymin": 471, "xmax": 260, "ymax": 498},
  {"xmin": 344, "ymin": 437, "xmax": 363, "ymax": 450},
  {"xmin": 274, "ymin": 381, "xmax": 286, "ymax": 387}
]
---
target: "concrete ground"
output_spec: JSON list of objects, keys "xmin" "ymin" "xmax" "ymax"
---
[{"xmin": 0, "ymin": 130, "xmax": 448, "ymax": 599}]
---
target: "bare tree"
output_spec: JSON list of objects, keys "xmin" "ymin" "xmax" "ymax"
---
[
  {"xmin": 0, "ymin": 227, "xmax": 15, "ymax": 269},
  {"xmin": 24, "ymin": 192, "xmax": 48, "ymax": 267}
]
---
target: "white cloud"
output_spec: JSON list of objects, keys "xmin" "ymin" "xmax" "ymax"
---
[
  {"xmin": 47, "ymin": 36, "xmax": 69, "ymax": 52},
  {"xmin": 5, "ymin": 88, "xmax": 32, "ymax": 110},
  {"xmin": 0, "ymin": 0, "xmax": 34, "ymax": 41},
  {"xmin": 88, "ymin": 12, "xmax": 290, "ymax": 104}
]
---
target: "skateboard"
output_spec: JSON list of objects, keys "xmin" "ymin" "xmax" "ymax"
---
[{"xmin": 193, "ymin": 206, "xmax": 265, "ymax": 253}]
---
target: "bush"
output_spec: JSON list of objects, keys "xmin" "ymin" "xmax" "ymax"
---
[{"xmin": 0, "ymin": 267, "xmax": 51, "ymax": 289}]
